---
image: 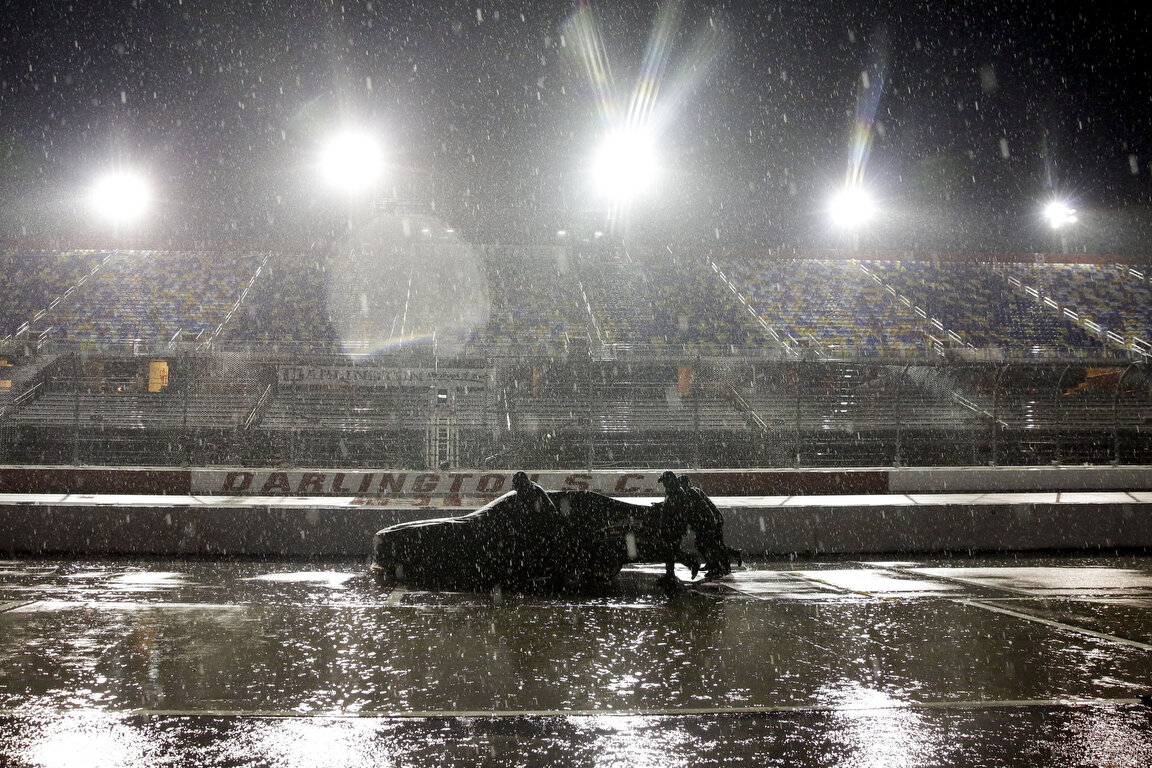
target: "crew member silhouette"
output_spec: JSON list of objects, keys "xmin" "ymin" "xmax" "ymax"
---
[
  {"xmin": 657, "ymin": 470, "xmax": 695, "ymax": 582},
  {"xmin": 680, "ymin": 475, "xmax": 735, "ymax": 577},
  {"xmin": 512, "ymin": 470, "xmax": 558, "ymax": 516}
]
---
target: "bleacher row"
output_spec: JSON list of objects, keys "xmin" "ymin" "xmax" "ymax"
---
[{"xmin": 3, "ymin": 246, "xmax": 1150, "ymax": 358}]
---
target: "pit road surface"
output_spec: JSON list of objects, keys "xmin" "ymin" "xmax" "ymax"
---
[{"xmin": 2, "ymin": 555, "xmax": 1152, "ymax": 766}]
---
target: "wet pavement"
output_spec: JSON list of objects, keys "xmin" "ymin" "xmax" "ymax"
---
[{"xmin": 1, "ymin": 555, "xmax": 1152, "ymax": 766}]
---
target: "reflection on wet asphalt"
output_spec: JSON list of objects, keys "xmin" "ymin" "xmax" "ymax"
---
[
  {"xmin": 2, "ymin": 555, "xmax": 1152, "ymax": 766},
  {"xmin": 2, "ymin": 707, "xmax": 1151, "ymax": 768}
]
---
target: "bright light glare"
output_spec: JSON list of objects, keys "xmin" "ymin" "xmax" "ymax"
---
[
  {"xmin": 828, "ymin": 187, "xmax": 877, "ymax": 229},
  {"xmin": 592, "ymin": 130, "xmax": 658, "ymax": 202},
  {"xmin": 89, "ymin": 171, "xmax": 150, "ymax": 225},
  {"xmin": 1043, "ymin": 200, "xmax": 1078, "ymax": 229},
  {"xmin": 319, "ymin": 131, "xmax": 384, "ymax": 193}
]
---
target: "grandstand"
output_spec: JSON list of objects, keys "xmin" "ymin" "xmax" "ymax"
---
[{"xmin": 1, "ymin": 240, "xmax": 1150, "ymax": 470}]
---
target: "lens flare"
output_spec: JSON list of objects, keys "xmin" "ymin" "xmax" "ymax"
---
[
  {"xmin": 563, "ymin": 1, "xmax": 724, "ymax": 227},
  {"xmin": 592, "ymin": 129, "xmax": 659, "ymax": 202},
  {"xmin": 325, "ymin": 214, "xmax": 488, "ymax": 356},
  {"xmin": 840, "ymin": 27, "xmax": 888, "ymax": 221},
  {"xmin": 828, "ymin": 186, "xmax": 877, "ymax": 229}
]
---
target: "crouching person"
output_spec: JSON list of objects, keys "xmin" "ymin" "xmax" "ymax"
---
[{"xmin": 681, "ymin": 475, "xmax": 742, "ymax": 579}]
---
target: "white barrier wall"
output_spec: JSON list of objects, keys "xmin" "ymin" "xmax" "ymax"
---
[{"xmin": 4, "ymin": 465, "xmax": 1152, "ymax": 498}]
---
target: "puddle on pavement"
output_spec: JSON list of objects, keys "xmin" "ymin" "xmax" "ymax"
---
[{"xmin": 0, "ymin": 556, "xmax": 1150, "ymax": 720}]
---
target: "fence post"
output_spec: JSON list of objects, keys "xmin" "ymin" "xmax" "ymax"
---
[
  {"xmin": 71, "ymin": 351, "xmax": 81, "ymax": 466},
  {"xmin": 1054, "ymin": 364, "xmax": 1071, "ymax": 465},
  {"xmin": 895, "ymin": 363, "xmax": 910, "ymax": 467},
  {"xmin": 793, "ymin": 362, "xmax": 803, "ymax": 469},
  {"xmin": 691, "ymin": 352, "xmax": 701, "ymax": 468},
  {"xmin": 991, "ymin": 362, "xmax": 1009, "ymax": 466},
  {"xmin": 1113, "ymin": 363, "xmax": 1138, "ymax": 465}
]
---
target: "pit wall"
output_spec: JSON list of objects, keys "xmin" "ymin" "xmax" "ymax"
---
[
  {"xmin": 3, "ymin": 465, "xmax": 1151, "ymax": 558},
  {"xmin": 2, "ymin": 496, "xmax": 1150, "ymax": 559},
  {"xmin": 2, "ymin": 465, "xmax": 1151, "ymax": 498}
]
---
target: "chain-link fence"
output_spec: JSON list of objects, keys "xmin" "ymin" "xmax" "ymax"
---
[{"xmin": 2, "ymin": 346, "xmax": 1150, "ymax": 469}]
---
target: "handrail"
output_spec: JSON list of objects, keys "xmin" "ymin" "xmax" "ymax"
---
[
  {"xmin": 242, "ymin": 383, "xmax": 273, "ymax": 431},
  {"xmin": 706, "ymin": 254, "xmax": 795, "ymax": 357},
  {"xmin": 952, "ymin": 391, "xmax": 1010, "ymax": 429},
  {"xmin": 0, "ymin": 381, "xmax": 43, "ymax": 420},
  {"xmin": 725, "ymin": 383, "xmax": 770, "ymax": 434},
  {"xmin": 201, "ymin": 251, "xmax": 271, "ymax": 351}
]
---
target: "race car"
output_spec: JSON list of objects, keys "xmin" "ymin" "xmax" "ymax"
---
[{"xmin": 369, "ymin": 487, "xmax": 715, "ymax": 590}]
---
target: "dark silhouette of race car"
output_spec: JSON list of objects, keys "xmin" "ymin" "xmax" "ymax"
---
[{"xmin": 370, "ymin": 485, "xmax": 736, "ymax": 590}]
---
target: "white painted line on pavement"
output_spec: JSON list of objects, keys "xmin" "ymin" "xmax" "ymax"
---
[{"xmin": 955, "ymin": 598, "xmax": 1152, "ymax": 652}]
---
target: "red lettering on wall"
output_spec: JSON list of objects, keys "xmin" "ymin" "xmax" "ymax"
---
[
  {"xmin": 222, "ymin": 471, "xmax": 253, "ymax": 493},
  {"xmin": 448, "ymin": 473, "xmax": 475, "ymax": 493},
  {"xmin": 378, "ymin": 473, "xmax": 407, "ymax": 494},
  {"xmin": 260, "ymin": 472, "xmax": 292, "ymax": 494},
  {"xmin": 357, "ymin": 474, "xmax": 375, "ymax": 494},
  {"xmin": 412, "ymin": 474, "xmax": 439, "ymax": 493},
  {"xmin": 298, "ymin": 473, "xmax": 326, "ymax": 493},
  {"xmin": 563, "ymin": 473, "xmax": 591, "ymax": 491},
  {"xmin": 614, "ymin": 473, "xmax": 645, "ymax": 493},
  {"xmin": 331, "ymin": 473, "xmax": 351, "ymax": 494},
  {"xmin": 476, "ymin": 473, "xmax": 506, "ymax": 494}
]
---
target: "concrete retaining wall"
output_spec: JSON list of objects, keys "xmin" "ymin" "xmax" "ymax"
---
[
  {"xmin": 3, "ymin": 498, "xmax": 1150, "ymax": 558},
  {"xmin": 0, "ymin": 504, "xmax": 404, "ymax": 559},
  {"xmin": 726, "ymin": 502, "xmax": 1152, "ymax": 556}
]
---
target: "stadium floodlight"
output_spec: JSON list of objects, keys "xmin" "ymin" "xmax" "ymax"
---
[
  {"xmin": 592, "ymin": 128, "xmax": 658, "ymax": 202},
  {"xmin": 1043, "ymin": 200, "xmax": 1077, "ymax": 229},
  {"xmin": 319, "ymin": 130, "xmax": 384, "ymax": 194},
  {"xmin": 89, "ymin": 171, "xmax": 151, "ymax": 225},
  {"xmin": 827, "ymin": 185, "xmax": 877, "ymax": 230}
]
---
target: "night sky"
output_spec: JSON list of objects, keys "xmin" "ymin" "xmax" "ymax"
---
[{"xmin": 1, "ymin": 1, "xmax": 1150, "ymax": 253}]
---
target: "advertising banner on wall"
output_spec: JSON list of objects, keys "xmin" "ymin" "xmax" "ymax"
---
[
  {"xmin": 194, "ymin": 469, "xmax": 668, "ymax": 498},
  {"xmin": 277, "ymin": 365, "xmax": 488, "ymax": 388},
  {"xmin": 189, "ymin": 468, "xmax": 890, "ymax": 499}
]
